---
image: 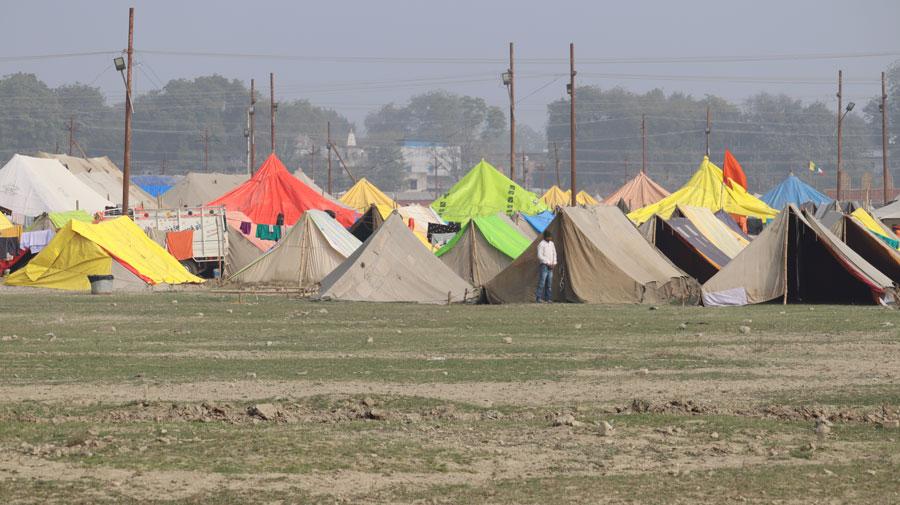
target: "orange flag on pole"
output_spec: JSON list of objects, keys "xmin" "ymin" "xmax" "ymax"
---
[{"xmin": 722, "ymin": 150, "xmax": 747, "ymax": 190}]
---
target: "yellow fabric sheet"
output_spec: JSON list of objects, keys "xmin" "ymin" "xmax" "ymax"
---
[
  {"xmin": 339, "ymin": 178, "xmax": 396, "ymax": 215},
  {"xmin": 0, "ymin": 213, "xmax": 13, "ymax": 230},
  {"xmin": 628, "ymin": 156, "xmax": 778, "ymax": 224},
  {"xmin": 5, "ymin": 217, "xmax": 203, "ymax": 290}
]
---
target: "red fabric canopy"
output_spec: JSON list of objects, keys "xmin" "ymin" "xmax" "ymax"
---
[{"xmin": 208, "ymin": 153, "xmax": 358, "ymax": 227}]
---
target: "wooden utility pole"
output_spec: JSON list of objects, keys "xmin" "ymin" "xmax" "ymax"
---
[
  {"xmin": 433, "ymin": 150, "xmax": 439, "ymax": 195},
  {"xmin": 331, "ymin": 143, "xmax": 357, "ymax": 184},
  {"xmin": 522, "ymin": 151, "xmax": 527, "ymax": 188},
  {"xmin": 882, "ymin": 71, "xmax": 890, "ymax": 204},
  {"xmin": 568, "ymin": 43, "xmax": 577, "ymax": 206},
  {"xmin": 249, "ymin": 78, "xmax": 256, "ymax": 173},
  {"xmin": 309, "ymin": 145, "xmax": 317, "ymax": 189},
  {"xmin": 67, "ymin": 116, "xmax": 75, "ymax": 155},
  {"xmin": 705, "ymin": 105, "xmax": 711, "ymax": 157},
  {"xmin": 269, "ymin": 72, "xmax": 276, "ymax": 154},
  {"xmin": 508, "ymin": 42, "xmax": 516, "ymax": 180},
  {"xmin": 122, "ymin": 7, "xmax": 135, "ymax": 212},
  {"xmin": 327, "ymin": 121, "xmax": 333, "ymax": 194},
  {"xmin": 553, "ymin": 141, "xmax": 561, "ymax": 187},
  {"xmin": 203, "ymin": 128, "xmax": 209, "ymax": 171},
  {"xmin": 641, "ymin": 114, "xmax": 647, "ymax": 173},
  {"xmin": 837, "ymin": 70, "xmax": 844, "ymax": 201}
]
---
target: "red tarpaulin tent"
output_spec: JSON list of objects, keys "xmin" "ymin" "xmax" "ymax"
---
[{"xmin": 208, "ymin": 153, "xmax": 358, "ymax": 227}]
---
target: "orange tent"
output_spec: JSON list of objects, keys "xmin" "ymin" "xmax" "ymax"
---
[{"xmin": 208, "ymin": 153, "xmax": 358, "ymax": 227}]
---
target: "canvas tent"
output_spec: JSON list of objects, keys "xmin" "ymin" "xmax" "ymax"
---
[
  {"xmin": 5, "ymin": 216, "xmax": 202, "ymax": 291},
  {"xmin": 0, "ymin": 154, "xmax": 112, "ymax": 217},
  {"xmin": 432, "ymin": 160, "xmax": 547, "ymax": 222},
  {"xmin": 484, "ymin": 206, "xmax": 700, "ymax": 304},
  {"xmin": 160, "ymin": 172, "xmax": 247, "ymax": 208},
  {"xmin": 340, "ymin": 178, "xmax": 396, "ymax": 215},
  {"xmin": 510, "ymin": 213, "xmax": 539, "ymax": 240},
  {"xmin": 209, "ymin": 154, "xmax": 358, "ymax": 227},
  {"xmin": 640, "ymin": 214, "xmax": 732, "ymax": 283},
  {"xmin": 228, "ymin": 210, "xmax": 360, "ymax": 287},
  {"xmin": 849, "ymin": 208, "xmax": 898, "ymax": 248},
  {"xmin": 677, "ymin": 205, "xmax": 750, "ymax": 259},
  {"xmin": 317, "ymin": 213, "xmax": 473, "ymax": 303},
  {"xmin": 28, "ymin": 210, "xmax": 94, "ymax": 231},
  {"xmin": 628, "ymin": 157, "xmax": 777, "ymax": 225},
  {"xmin": 37, "ymin": 153, "xmax": 158, "ymax": 209},
  {"xmin": 831, "ymin": 214, "xmax": 900, "ymax": 284},
  {"xmin": 874, "ymin": 199, "xmax": 900, "ymax": 228},
  {"xmin": 702, "ymin": 205, "xmax": 896, "ymax": 306},
  {"xmin": 348, "ymin": 205, "xmax": 386, "ymax": 242},
  {"xmin": 604, "ymin": 171, "xmax": 671, "ymax": 211},
  {"xmin": 761, "ymin": 174, "xmax": 831, "ymax": 211},
  {"xmin": 436, "ymin": 213, "xmax": 532, "ymax": 286}
]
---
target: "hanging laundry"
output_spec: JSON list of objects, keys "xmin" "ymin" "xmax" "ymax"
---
[
  {"xmin": 20, "ymin": 229, "xmax": 55, "ymax": 253},
  {"xmin": 239, "ymin": 221, "xmax": 251, "ymax": 235},
  {"xmin": 427, "ymin": 222, "xmax": 460, "ymax": 241},
  {"xmin": 256, "ymin": 224, "xmax": 282, "ymax": 241},
  {"xmin": 166, "ymin": 229, "xmax": 194, "ymax": 260}
]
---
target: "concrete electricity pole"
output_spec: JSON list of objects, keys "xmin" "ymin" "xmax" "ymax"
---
[
  {"xmin": 837, "ymin": 70, "xmax": 844, "ymax": 201},
  {"xmin": 249, "ymin": 78, "xmax": 256, "ymax": 174},
  {"xmin": 327, "ymin": 121, "xmax": 333, "ymax": 194},
  {"xmin": 506, "ymin": 42, "xmax": 515, "ymax": 180}
]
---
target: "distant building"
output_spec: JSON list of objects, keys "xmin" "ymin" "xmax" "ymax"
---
[{"xmin": 399, "ymin": 140, "xmax": 460, "ymax": 193}]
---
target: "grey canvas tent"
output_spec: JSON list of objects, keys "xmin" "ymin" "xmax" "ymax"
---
[
  {"xmin": 483, "ymin": 206, "xmax": 700, "ymax": 304},
  {"xmin": 160, "ymin": 173, "xmax": 247, "ymax": 208},
  {"xmin": 317, "ymin": 213, "xmax": 473, "ymax": 303},
  {"xmin": 436, "ymin": 213, "xmax": 532, "ymax": 286},
  {"xmin": 224, "ymin": 226, "xmax": 266, "ymax": 276},
  {"xmin": 703, "ymin": 205, "xmax": 897, "ymax": 306},
  {"xmin": 227, "ymin": 210, "xmax": 360, "ymax": 287},
  {"xmin": 639, "ymin": 215, "xmax": 731, "ymax": 283},
  {"xmin": 831, "ymin": 214, "xmax": 900, "ymax": 284}
]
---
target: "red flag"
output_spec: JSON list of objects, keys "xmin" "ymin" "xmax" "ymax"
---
[{"xmin": 722, "ymin": 150, "xmax": 747, "ymax": 190}]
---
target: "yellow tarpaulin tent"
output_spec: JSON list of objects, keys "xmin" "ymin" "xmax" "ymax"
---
[
  {"xmin": 541, "ymin": 186, "xmax": 599, "ymax": 207},
  {"xmin": 628, "ymin": 156, "xmax": 778, "ymax": 224},
  {"xmin": 5, "ymin": 217, "xmax": 203, "ymax": 291},
  {"xmin": 0, "ymin": 213, "xmax": 12, "ymax": 230},
  {"xmin": 541, "ymin": 186, "xmax": 570, "ymax": 208},
  {"xmin": 851, "ymin": 208, "xmax": 898, "ymax": 248},
  {"xmin": 339, "ymin": 177, "xmax": 396, "ymax": 217}
]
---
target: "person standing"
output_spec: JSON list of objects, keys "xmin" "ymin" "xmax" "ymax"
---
[{"xmin": 536, "ymin": 230, "xmax": 557, "ymax": 303}]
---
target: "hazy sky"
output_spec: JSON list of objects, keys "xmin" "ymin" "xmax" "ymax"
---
[{"xmin": 3, "ymin": 0, "xmax": 899, "ymax": 130}]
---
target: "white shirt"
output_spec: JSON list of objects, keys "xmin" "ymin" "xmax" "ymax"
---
[{"xmin": 537, "ymin": 239, "xmax": 557, "ymax": 266}]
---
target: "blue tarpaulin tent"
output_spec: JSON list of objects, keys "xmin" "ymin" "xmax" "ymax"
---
[
  {"xmin": 761, "ymin": 174, "xmax": 831, "ymax": 211},
  {"xmin": 132, "ymin": 175, "xmax": 178, "ymax": 197},
  {"xmin": 521, "ymin": 211, "xmax": 555, "ymax": 233}
]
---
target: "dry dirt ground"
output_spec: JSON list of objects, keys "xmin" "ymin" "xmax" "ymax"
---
[{"xmin": 0, "ymin": 290, "xmax": 898, "ymax": 504}]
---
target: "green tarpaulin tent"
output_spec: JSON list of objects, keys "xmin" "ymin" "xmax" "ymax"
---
[{"xmin": 431, "ymin": 160, "xmax": 547, "ymax": 222}]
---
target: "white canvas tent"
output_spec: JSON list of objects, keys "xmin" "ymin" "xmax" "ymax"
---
[
  {"xmin": 228, "ymin": 210, "xmax": 360, "ymax": 287},
  {"xmin": 36, "ymin": 153, "xmax": 157, "ymax": 209},
  {"xmin": 0, "ymin": 154, "xmax": 112, "ymax": 217}
]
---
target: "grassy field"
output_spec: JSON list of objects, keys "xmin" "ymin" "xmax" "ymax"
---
[{"xmin": 0, "ymin": 290, "xmax": 899, "ymax": 504}]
